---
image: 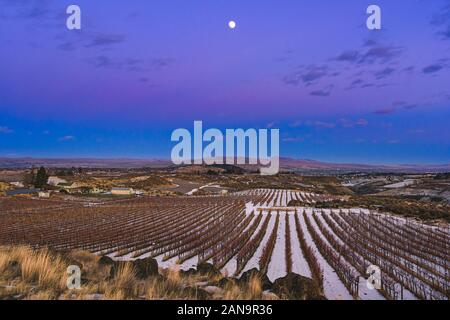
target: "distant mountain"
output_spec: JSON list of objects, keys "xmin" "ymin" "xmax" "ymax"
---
[
  {"xmin": 0, "ymin": 157, "xmax": 173, "ymax": 169},
  {"xmin": 277, "ymin": 157, "xmax": 450, "ymax": 173},
  {"xmin": 0, "ymin": 157, "xmax": 448, "ymax": 173}
]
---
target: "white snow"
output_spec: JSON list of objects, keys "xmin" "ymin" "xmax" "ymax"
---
[
  {"xmin": 239, "ymin": 211, "xmax": 276, "ymax": 276},
  {"xmin": 267, "ymin": 211, "xmax": 287, "ymax": 282},
  {"xmin": 288, "ymin": 213, "xmax": 312, "ymax": 278},
  {"xmin": 298, "ymin": 208, "xmax": 353, "ymax": 300}
]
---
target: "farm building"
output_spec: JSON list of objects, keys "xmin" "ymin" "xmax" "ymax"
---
[
  {"xmin": 38, "ymin": 191, "xmax": 50, "ymax": 198},
  {"xmin": 6, "ymin": 188, "xmax": 40, "ymax": 196},
  {"xmin": 111, "ymin": 187, "xmax": 134, "ymax": 196},
  {"xmin": 47, "ymin": 176, "xmax": 67, "ymax": 186}
]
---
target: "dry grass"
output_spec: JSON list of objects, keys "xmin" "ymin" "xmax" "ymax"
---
[
  {"xmin": 104, "ymin": 262, "xmax": 137, "ymax": 299},
  {"xmin": 0, "ymin": 246, "xmax": 281, "ymax": 300},
  {"xmin": 223, "ymin": 274, "xmax": 263, "ymax": 300},
  {"xmin": 0, "ymin": 246, "xmax": 66, "ymax": 291}
]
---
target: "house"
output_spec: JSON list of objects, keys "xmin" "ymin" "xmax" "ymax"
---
[
  {"xmin": 38, "ymin": 191, "xmax": 50, "ymax": 198},
  {"xmin": 59, "ymin": 182, "xmax": 89, "ymax": 194},
  {"xmin": 111, "ymin": 187, "xmax": 134, "ymax": 196},
  {"xmin": 6, "ymin": 188, "xmax": 40, "ymax": 196},
  {"xmin": 10, "ymin": 181, "xmax": 24, "ymax": 188},
  {"xmin": 48, "ymin": 176, "xmax": 68, "ymax": 186}
]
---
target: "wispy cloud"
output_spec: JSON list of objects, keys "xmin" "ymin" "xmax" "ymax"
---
[
  {"xmin": 58, "ymin": 135, "xmax": 75, "ymax": 142},
  {"xmin": 356, "ymin": 118, "xmax": 369, "ymax": 126},
  {"xmin": 306, "ymin": 121, "xmax": 336, "ymax": 129},
  {"xmin": 334, "ymin": 41, "xmax": 403, "ymax": 66},
  {"xmin": 373, "ymin": 107, "xmax": 396, "ymax": 115},
  {"xmin": 0, "ymin": 126, "xmax": 13, "ymax": 134},
  {"xmin": 374, "ymin": 67, "xmax": 396, "ymax": 79},
  {"xmin": 422, "ymin": 64, "xmax": 443, "ymax": 74},
  {"xmin": 282, "ymin": 136, "xmax": 304, "ymax": 143},
  {"xmin": 310, "ymin": 89, "xmax": 331, "ymax": 97},
  {"xmin": 283, "ymin": 65, "xmax": 329, "ymax": 86},
  {"xmin": 57, "ymin": 32, "xmax": 127, "ymax": 52},
  {"xmin": 84, "ymin": 34, "xmax": 126, "ymax": 48},
  {"xmin": 431, "ymin": 3, "xmax": 450, "ymax": 40}
]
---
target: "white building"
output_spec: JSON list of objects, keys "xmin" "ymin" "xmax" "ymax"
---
[
  {"xmin": 111, "ymin": 187, "xmax": 134, "ymax": 196},
  {"xmin": 38, "ymin": 191, "xmax": 50, "ymax": 198},
  {"xmin": 48, "ymin": 176, "xmax": 68, "ymax": 186}
]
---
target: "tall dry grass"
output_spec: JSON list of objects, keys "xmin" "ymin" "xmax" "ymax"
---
[
  {"xmin": 105, "ymin": 262, "xmax": 137, "ymax": 299},
  {"xmin": 223, "ymin": 274, "xmax": 263, "ymax": 300},
  {"xmin": 0, "ymin": 246, "xmax": 66, "ymax": 290}
]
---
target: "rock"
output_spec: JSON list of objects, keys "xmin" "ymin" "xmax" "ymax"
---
[
  {"xmin": 6, "ymin": 260, "xmax": 20, "ymax": 276},
  {"xmin": 180, "ymin": 268, "xmax": 197, "ymax": 277},
  {"xmin": 262, "ymin": 291, "xmax": 279, "ymax": 300},
  {"xmin": 132, "ymin": 258, "xmax": 159, "ymax": 279},
  {"xmin": 108, "ymin": 259, "xmax": 159, "ymax": 280},
  {"xmin": 272, "ymin": 273, "xmax": 326, "ymax": 300},
  {"xmin": 196, "ymin": 262, "xmax": 221, "ymax": 277},
  {"xmin": 98, "ymin": 256, "xmax": 115, "ymax": 266},
  {"xmin": 109, "ymin": 261, "xmax": 129, "ymax": 279},
  {"xmin": 216, "ymin": 277, "xmax": 238, "ymax": 288},
  {"xmin": 202, "ymin": 285, "xmax": 224, "ymax": 295},
  {"xmin": 238, "ymin": 268, "xmax": 272, "ymax": 291}
]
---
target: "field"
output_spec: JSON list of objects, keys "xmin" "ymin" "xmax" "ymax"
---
[{"xmin": 0, "ymin": 188, "xmax": 448, "ymax": 300}]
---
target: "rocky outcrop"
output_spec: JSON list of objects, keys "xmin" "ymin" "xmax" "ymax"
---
[{"xmin": 272, "ymin": 273, "xmax": 326, "ymax": 300}]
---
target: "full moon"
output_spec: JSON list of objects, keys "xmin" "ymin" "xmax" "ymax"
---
[{"xmin": 228, "ymin": 20, "xmax": 236, "ymax": 29}]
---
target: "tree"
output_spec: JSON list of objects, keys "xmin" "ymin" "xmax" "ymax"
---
[
  {"xmin": 34, "ymin": 167, "xmax": 49, "ymax": 188},
  {"xmin": 23, "ymin": 168, "xmax": 36, "ymax": 187}
]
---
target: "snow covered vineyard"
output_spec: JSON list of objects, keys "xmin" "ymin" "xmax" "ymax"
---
[{"xmin": 0, "ymin": 189, "xmax": 448, "ymax": 300}]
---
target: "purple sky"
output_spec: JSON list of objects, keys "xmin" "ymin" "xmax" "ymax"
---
[{"xmin": 0, "ymin": 0, "xmax": 450, "ymax": 164}]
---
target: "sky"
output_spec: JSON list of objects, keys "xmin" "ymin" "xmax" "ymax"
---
[{"xmin": 0, "ymin": 0, "xmax": 450, "ymax": 164}]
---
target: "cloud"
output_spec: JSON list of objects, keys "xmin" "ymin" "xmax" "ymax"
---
[
  {"xmin": 0, "ymin": 126, "xmax": 13, "ymax": 134},
  {"xmin": 356, "ymin": 119, "xmax": 369, "ymax": 126},
  {"xmin": 338, "ymin": 118, "xmax": 354, "ymax": 128},
  {"xmin": 351, "ymin": 79, "xmax": 364, "ymax": 86},
  {"xmin": 283, "ymin": 65, "xmax": 329, "ymax": 86},
  {"xmin": 152, "ymin": 58, "xmax": 175, "ymax": 68},
  {"xmin": 374, "ymin": 67, "xmax": 395, "ymax": 79},
  {"xmin": 84, "ymin": 34, "xmax": 126, "ymax": 48},
  {"xmin": 335, "ymin": 43, "xmax": 402, "ymax": 66},
  {"xmin": 403, "ymin": 104, "xmax": 419, "ymax": 110},
  {"xmin": 289, "ymin": 120, "xmax": 303, "ymax": 128},
  {"xmin": 438, "ymin": 26, "xmax": 450, "ymax": 40},
  {"xmin": 58, "ymin": 135, "xmax": 75, "ymax": 142},
  {"xmin": 282, "ymin": 136, "xmax": 304, "ymax": 143},
  {"xmin": 409, "ymin": 129, "xmax": 426, "ymax": 135},
  {"xmin": 373, "ymin": 107, "xmax": 396, "ymax": 115},
  {"xmin": 337, "ymin": 118, "xmax": 369, "ymax": 128},
  {"xmin": 360, "ymin": 45, "xmax": 402, "ymax": 64},
  {"xmin": 88, "ymin": 55, "xmax": 174, "ymax": 74},
  {"xmin": 57, "ymin": 32, "xmax": 126, "ymax": 52},
  {"xmin": 0, "ymin": 0, "xmax": 54, "ymax": 21},
  {"xmin": 422, "ymin": 64, "xmax": 443, "ymax": 74},
  {"xmin": 431, "ymin": 4, "xmax": 450, "ymax": 40},
  {"xmin": 307, "ymin": 121, "xmax": 336, "ymax": 129},
  {"xmin": 335, "ymin": 50, "xmax": 360, "ymax": 63},
  {"xmin": 310, "ymin": 89, "xmax": 330, "ymax": 97}
]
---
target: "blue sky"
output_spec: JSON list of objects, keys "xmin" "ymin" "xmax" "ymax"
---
[{"xmin": 0, "ymin": 0, "xmax": 449, "ymax": 164}]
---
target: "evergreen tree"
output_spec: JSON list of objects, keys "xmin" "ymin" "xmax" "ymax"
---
[{"xmin": 34, "ymin": 166, "xmax": 49, "ymax": 188}]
